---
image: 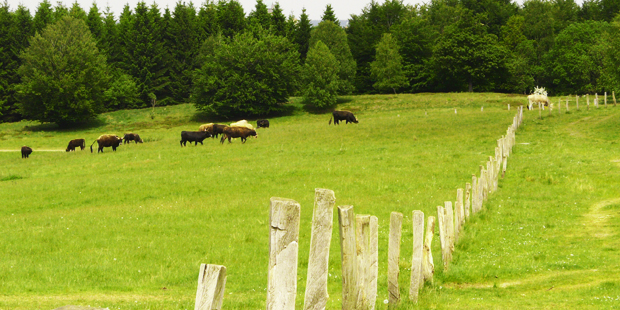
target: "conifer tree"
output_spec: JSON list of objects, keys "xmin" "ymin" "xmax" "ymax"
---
[
  {"xmin": 295, "ymin": 8, "xmax": 312, "ymax": 62},
  {"xmin": 86, "ymin": 2, "xmax": 103, "ymax": 46},
  {"xmin": 69, "ymin": 1, "xmax": 87, "ymax": 21},
  {"xmin": 321, "ymin": 4, "xmax": 338, "ymax": 24},
  {"xmin": 33, "ymin": 0, "xmax": 53, "ymax": 34},
  {"xmin": 271, "ymin": 3, "xmax": 286, "ymax": 36},
  {"xmin": 247, "ymin": 0, "xmax": 270, "ymax": 32},
  {"xmin": 197, "ymin": 1, "xmax": 219, "ymax": 43},
  {"xmin": 167, "ymin": 2, "xmax": 199, "ymax": 103},
  {"xmin": 53, "ymin": 3, "xmax": 69, "ymax": 21},
  {"xmin": 217, "ymin": 0, "xmax": 246, "ymax": 38}
]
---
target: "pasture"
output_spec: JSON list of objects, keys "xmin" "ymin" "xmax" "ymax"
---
[{"xmin": 1, "ymin": 93, "xmax": 619, "ymax": 309}]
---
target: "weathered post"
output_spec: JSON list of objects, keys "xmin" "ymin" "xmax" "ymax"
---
[
  {"xmin": 576, "ymin": 95, "xmax": 579, "ymax": 110},
  {"xmin": 566, "ymin": 98, "xmax": 569, "ymax": 112},
  {"xmin": 422, "ymin": 216, "xmax": 435, "ymax": 283},
  {"xmin": 338, "ymin": 206, "xmax": 357, "ymax": 310},
  {"xmin": 508, "ymin": 104, "xmax": 510, "ymax": 111},
  {"xmin": 502, "ymin": 155, "xmax": 508, "ymax": 178},
  {"xmin": 369, "ymin": 216, "xmax": 378, "ymax": 310},
  {"xmin": 558, "ymin": 97, "xmax": 561, "ymax": 115},
  {"xmin": 587, "ymin": 94, "xmax": 590, "ymax": 110},
  {"xmin": 267, "ymin": 198, "xmax": 301, "ymax": 310},
  {"xmin": 539, "ymin": 100, "xmax": 542, "ymax": 119},
  {"xmin": 388, "ymin": 212, "xmax": 403, "ymax": 305},
  {"xmin": 195, "ymin": 264, "xmax": 227, "ymax": 310},
  {"xmin": 437, "ymin": 205, "xmax": 448, "ymax": 271},
  {"xmin": 355, "ymin": 215, "xmax": 370, "ymax": 310},
  {"xmin": 596, "ymin": 93, "xmax": 599, "ymax": 108},
  {"xmin": 304, "ymin": 189, "xmax": 336, "ymax": 310},
  {"xmin": 456, "ymin": 189, "xmax": 464, "ymax": 239},
  {"xmin": 605, "ymin": 92, "xmax": 607, "ymax": 107},
  {"xmin": 409, "ymin": 211, "xmax": 425, "ymax": 303},
  {"xmin": 445, "ymin": 201, "xmax": 455, "ymax": 257},
  {"xmin": 464, "ymin": 183, "xmax": 471, "ymax": 219},
  {"xmin": 471, "ymin": 175, "xmax": 478, "ymax": 214},
  {"xmin": 614, "ymin": 91, "xmax": 617, "ymax": 107}
]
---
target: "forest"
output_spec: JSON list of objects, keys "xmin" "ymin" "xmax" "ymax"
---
[{"xmin": 1, "ymin": 0, "xmax": 620, "ymax": 125}]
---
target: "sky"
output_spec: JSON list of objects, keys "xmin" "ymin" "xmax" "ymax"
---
[{"xmin": 5, "ymin": 0, "xmax": 584, "ymax": 20}]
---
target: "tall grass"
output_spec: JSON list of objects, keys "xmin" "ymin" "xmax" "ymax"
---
[{"xmin": 1, "ymin": 93, "xmax": 619, "ymax": 309}]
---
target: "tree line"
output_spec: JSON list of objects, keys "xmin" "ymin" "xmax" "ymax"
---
[{"xmin": 1, "ymin": 0, "xmax": 620, "ymax": 125}]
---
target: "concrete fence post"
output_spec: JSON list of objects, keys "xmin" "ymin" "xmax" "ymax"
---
[
  {"xmin": 409, "ymin": 211, "xmax": 425, "ymax": 303},
  {"xmin": 388, "ymin": 212, "xmax": 403, "ymax": 305},
  {"xmin": 267, "ymin": 198, "xmax": 301, "ymax": 310},
  {"xmin": 422, "ymin": 216, "xmax": 435, "ymax": 283},
  {"xmin": 338, "ymin": 206, "xmax": 357, "ymax": 310},
  {"xmin": 195, "ymin": 264, "xmax": 227, "ymax": 310},
  {"xmin": 304, "ymin": 189, "xmax": 336, "ymax": 310}
]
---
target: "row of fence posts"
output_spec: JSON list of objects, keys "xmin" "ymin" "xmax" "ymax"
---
[
  {"xmin": 537, "ymin": 92, "xmax": 617, "ymax": 119},
  {"xmin": 193, "ymin": 106, "xmax": 524, "ymax": 310}
]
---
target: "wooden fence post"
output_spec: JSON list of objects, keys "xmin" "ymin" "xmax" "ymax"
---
[
  {"xmin": 356, "ymin": 215, "xmax": 371, "ymax": 309},
  {"xmin": 267, "ymin": 198, "xmax": 301, "ymax": 310},
  {"xmin": 195, "ymin": 264, "xmax": 227, "ymax": 310},
  {"xmin": 587, "ymin": 94, "xmax": 590, "ymax": 110},
  {"xmin": 304, "ymin": 189, "xmax": 336, "ymax": 310},
  {"xmin": 409, "ymin": 211, "xmax": 425, "ymax": 303},
  {"xmin": 465, "ymin": 183, "xmax": 471, "ymax": 219},
  {"xmin": 422, "ymin": 216, "xmax": 435, "ymax": 283},
  {"xmin": 605, "ymin": 92, "xmax": 607, "ymax": 107},
  {"xmin": 558, "ymin": 97, "xmax": 561, "ymax": 115},
  {"xmin": 614, "ymin": 91, "xmax": 617, "ymax": 107},
  {"xmin": 437, "ymin": 205, "xmax": 448, "ymax": 271},
  {"xmin": 388, "ymin": 212, "xmax": 403, "ymax": 305},
  {"xmin": 471, "ymin": 175, "xmax": 477, "ymax": 214},
  {"xmin": 369, "ymin": 216, "xmax": 378, "ymax": 310},
  {"xmin": 596, "ymin": 93, "xmax": 599, "ymax": 108},
  {"xmin": 445, "ymin": 202, "xmax": 455, "ymax": 258},
  {"xmin": 576, "ymin": 95, "xmax": 579, "ymax": 110},
  {"xmin": 566, "ymin": 98, "xmax": 569, "ymax": 112},
  {"xmin": 338, "ymin": 206, "xmax": 357, "ymax": 310},
  {"xmin": 455, "ymin": 189, "xmax": 464, "ymax": 240}
]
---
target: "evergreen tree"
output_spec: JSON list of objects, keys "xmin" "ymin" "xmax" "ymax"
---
[
  {"xmin": 197, "ymin": 1, "xmax": 219, "ymax": 43},
  {"xmin": 2, "ymin": 4, "xmax": 33, "ymax": 122},
  {"xmin": 310, "ymin": 21, "xmax": 356, "ymax": 94},
  {"xmin": 17, "ymin": 16, "xmax": 109, "ymax": 126},
  {"xmin": 271, "ymin": 3, "xmax": 286, "ymax": 36},
  {"xmin": 247, "ymin": 0, "xmax": 270, "ymax": 32},
  {"xmin": 116, "ymin": 5, "xmax": 133, "ymax": 73},
  {"xmin": 53, "ymin": 3, "xmax": 69, "ymax": 21},
  {"xmin": 370, "ymin": 33, "xmax": 408, "ymax": 94},
  {"xmin": 217, "ymin": 0, "xmax": 246, "ymax": 38},
  {"xmin": 193, "ymin": 30, "xmax": 300, "ymax": 117},
  {"xmin": 100, "ymin": 7, "xmax": 117, "ymax": 65},
  {"xmin": 33, "ymin": 0, "xmax": 53, "ymax": 34},
  {"xmin": 295, "ymin": 8, "xmax": 312, "ymax": 62},
  {"xmin": 167, "ymin": 2, "xmax": 199, "ymax": 103},
  {"xmin": 301, "ymin": 41, "xmax": 340, "ymax": 108},
  {"xmin": 321, "ymin": 4, "xmax": 338, "ymax": 24},
  {"xmin": 0, "ymin": 2, "xmax": 14, "ymax": 118},
  {"xmin": 69, "ymin": 1, "xmax": 87, "ymax": 21},
  {"xmin": 86, "ymin": 2, "xmax": 103, "ymax": 47}
]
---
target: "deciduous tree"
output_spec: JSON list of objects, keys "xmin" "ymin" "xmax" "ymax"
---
[
  {"xmin": 301, "ymin": 41, "xmax": 339, "ymax": 108},
  {"xmin": 370, "ymin": 33, "xmax": 408, "ymax": 94}
]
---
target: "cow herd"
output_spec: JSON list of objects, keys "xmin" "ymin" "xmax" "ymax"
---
[{"xmin": 17, "ymin": 110, "xmax": 359, "ymax": 159}]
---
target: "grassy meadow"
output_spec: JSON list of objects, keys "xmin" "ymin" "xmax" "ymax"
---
[{"xmin": 1, "ymin": 93, "xmax": 619, "ymax": 309}]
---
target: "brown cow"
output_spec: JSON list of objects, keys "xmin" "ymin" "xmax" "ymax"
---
[
  {"xmin": 66, "ymin": 139, "xmax": 86, "ymax": 152},
  {"xmin": 90, "ymin": 134, "xmax": 123, "ymax": 153},
  {"xmin": 329, "ymin": 110, "xmax": 358, "ymax": 125},
  {"xmin": 21, "ymin": 146, "xmax": 32, "ymax": 158},
  {"xmin": 123, "ymin": 133, "xmax": 143, "ymax": 144},
  {"xmin": 212, "ymin": 124, "xmax": 228, "ymax": 139},
  {"xmin": 220, "ymin": 126, "xmax": 257, "ymax": 144}
]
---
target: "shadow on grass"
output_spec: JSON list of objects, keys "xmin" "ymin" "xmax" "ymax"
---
[
  {"xmin": 190, "ymin": 103, "xmax": 300, "ymax": 123},
  {"xmin": 22, "ymin": 118, "xmax": 107, "ymax": 133}
]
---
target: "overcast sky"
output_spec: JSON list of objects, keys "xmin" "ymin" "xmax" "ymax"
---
[{"xmin": 5, "ymin": 0, "xmax": 583, "ymax": 20}]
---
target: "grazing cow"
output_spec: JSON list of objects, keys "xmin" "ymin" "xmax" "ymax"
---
[
  {"xmin": 181, "ymin": 131, "xmax": 211, "ymax": 146},
  {"xmin": 220, "ymin": 126, "xmax": 257, "ymax": 144},
  {"xmin": 123, "ymin": 133, "xmax": 143, "ymax": 144},
  {"xmin": 329, "ymin": 110, "xmax": 359, "ymax": 125},
  {"xmin": 230, "ymin": 120, "xmax": 254, "ymax": 130},
  {"xmin": 21, "ymin": 146, "xmax": 32, "ymax": 158},
  {"xmin": 212, "ymin": 124, "xmax": 228, "ymax": 138},
  {"xmin": 199, "ymin": 123, "xmax": 214, "ymax": 136},
  {"xmin": 66, "ymin": 139, "xmax": 85, "ymax": 152},
  {"xmin": 257, "ymin": 119, "xmax": 270, "ymax": 128},
  {"xmin": 90, "ymin": 134, "xmax": 123, "ymax": 153}
]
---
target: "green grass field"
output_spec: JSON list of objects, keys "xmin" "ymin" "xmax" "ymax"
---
[{"xmin": 1, "ymin": 93, "xmax": 619, "ymax": 309}]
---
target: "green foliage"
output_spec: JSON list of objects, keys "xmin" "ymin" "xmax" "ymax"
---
[
  {"xmin": 193, "ymin": 30, "xmax": 301, "ymax": 117},
  {"xmin": 196, "ymin": 1, "xmax": 219, "ymax": 42},
  {"xmin": 166, "ymin": 2, "xmax": 199, "ymax": 104},
  {"xmin": 370, "ymin": 33, "xmax": 408, "ymax": 94},
  {"xmin": 433, "ymin": 8, "xmax": 506, "ymax": 92},
  {"xmin": 17, "ymin": 16, "xmax": 109, "ymax": 127},
  {"xmin": 544, "ymin": 21, "xmax": 610, "ymax": 94},
  {"xmin": 270, "ymin": 3, "xmax": 287, "ymax": 37},
  {"xmin": 301, "ymin": 41, "xmax": 340, "ymax": 108},
  {"xmin": 32, "ymin": 0, "xmax": 53, "ymax": 34},
  {"xmin": 392, "ymin": 14, "xmax": 436, "ymax": 92},
  {"xmin": 247, "ymin": 0, "xmax": 270, "ymax": 32},
  {"xmin": 500, "ymin": 15, "xmax": 536, "ymax": 93},
  {"xmin": 86, "ymin": 2, "xmax": 103, "ymax": 47},
  {"xmin": 103, "ymin": 70, "xmax": 140, "ymax": 110},
  {"xmin": 309, "ymin": 21, "xmax": 356, "ymax": 94},
  {"xmin": 69, "ymin": 1, "xmax": 87, "ymax": 21},
  {"xmin": 216, "ymin": 0, "xmax": 246, "ymax": 38},
  {"xmin": 321, "ymin": 4, "xmax": 338, "ymax": 23}
]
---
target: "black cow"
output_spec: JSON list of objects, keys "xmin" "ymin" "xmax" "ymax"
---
[
  {"xmin": 212, "ymin": 124, "xmax": 228, "ymax": 139},
  {"xmin": 329, "ymin": 110, "xmax": 359, "ymax": 125},
  {"xmin": 21, "ymin": 146, "xmax": 32, "ymax": 158},
  {"xmin": 66, "ymin": 139, "xmax": 86, "ymax": 152},
  {"xmin": 257, "ymin": 119, "xmax": 270, "ymax": 128},
  {"xmin": 220, "ymin": 127, "xmax": 257, "ymax": 144},
  {"xmin": 123, "ymin": 133, "xmax": 143, "ymax": 144},
  {"xmin": 90, "ymin": 134, "xmax": 123, "ymax": 153},
  {"xmin": 181, "ymin": 131, "xmax": 211, "ymax": 146}
]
